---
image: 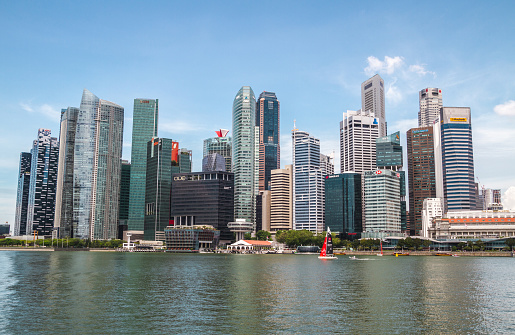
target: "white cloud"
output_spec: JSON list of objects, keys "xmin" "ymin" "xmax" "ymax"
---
[
  {"xmin": 494, "ymin": 100, "xmax": 515, "ymax": 116},
  {"xmin": 409, "ymin": 64, "xmax": 436, "ymax": 77},
  {"xmin": 503, "ymin": 186, "xmax": 515, "ymax": 211},
  {"xmin": 390, "ymin": 118, "xmax": 418, "ymax": 135},
  {"xmin": 20, "ymin": 102, "xmax": 60, "ymax": 120},
  {"xmin": 386, "ymin": 78, "xmax": 403, "ymax": 104},
  {"xmin": 365, "ymin": 56, "xmax": 404, "ymax": 76}
]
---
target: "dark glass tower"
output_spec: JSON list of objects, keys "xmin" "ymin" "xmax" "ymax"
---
[
  {"xmin": 14, "ymin": 152, "xmax": 32, "ymax": 236},
  {"xmin": 256, "ymin": 91, "xmax": 280, "ymax": 191},
  {"xmin": 324, "ymin": 173, "xmax": 362, "ymax": 239},
  {"xmin": 128, "ymin": 99, "xmax": 158, "ymax": 231},
  {"xmin": 376, "ymin": 131, "xmax": 402, "ymax": 170},
  {"xmin": 119, "ymin": 160, "xmax": 131, "ymax": 225}
]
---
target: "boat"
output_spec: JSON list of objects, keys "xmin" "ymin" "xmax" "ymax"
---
[
  {"xmin": 435, "ymin": 253, "xmax": 452, "ymax": 256},
  {"xmin": 393, "ymin": 252, "xmax": 409, "ymax": 257},
  {"xmin": 318, "ymin": 227, "xmax": 338, "ymax": 260},
  {"xmin": 377, "ymin": 239, "xmax": 383, "ymax": 256},
  {"xmin": 349, "ymin": 256, "xmax": 357, "ymax": 260}
]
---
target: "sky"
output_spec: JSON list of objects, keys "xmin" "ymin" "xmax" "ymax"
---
[{"xmin": 2, "ymin": 0, "xmax": 515, "ymax": 228}]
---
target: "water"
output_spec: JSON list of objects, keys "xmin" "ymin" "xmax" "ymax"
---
[{"xmin": 1, "ymin": 251, "xmax": 514, "ymax": 334}]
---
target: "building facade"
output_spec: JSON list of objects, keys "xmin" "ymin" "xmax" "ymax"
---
[
  {"xmin": 119, "ymin": 160, "xmax": 131, "ymax": 227},
  {"xmin": 14, "ymin": 152, "xmax": 32, "ymax": 236},
  {"xmin": 292, "ymin": 128, "xmax": 324, "ymax": 233},
  {"xmin": 270, "ymin": 165, "xmax": 292, "ymax": 231},
  {"xmin": 203, "ymin": 130, "xmax": 232, "ymax": 172},
  {"xmin": 364, "ymin": 169, "xmax": 401, "ymax": 233},
  {"xmin": 440, "ymin": 107, "xmax": 476, "ymax": 211},
  {"xmin": 421, "ymin": 198, "xmax": 444, "ymax": 238},
  {"xmin": 171, "ymin": 172, "xmax": 234, "ymax": 241},
  {"xmin": 324, "ymin": 173, "xmax": 362, "ymax": 239},
  {"xmin": 232, "ymin": 86, "xmax": 256, "ymax": 224},
  {"xmin": 419, "ymin": 88, "xmax": 442, "ymax": 127},
  {"xmin": 73, "ymin": 89, "xmax": 124, "ymax": 240},
  {"xmin": 128, "ymin": 98, "xmax": 158, "ymax": 231},
  {"xmin": 179, "ymin": 148, "xmax": 192, "ymax": 173},
  {"xmin": 361, "ymin": 74, "xmax": 386, "ymax": 137},
  {"xmin": 202, "ymin": 153, "xmax": 226, "ymax": 172},
  {"xmin": 256, "ymin": 91, "xmax": 280, "ymax": 191},
  {"xmin": 26, "ymin": 129, "xmax": 59, "ymax": 236},
  {"xmin": 54, "ymin": 107, "xmax": 79, "ymax": 238},
  {"xmin": 376, "ymin": 131, "xmax": 402, "ymax": 170}
]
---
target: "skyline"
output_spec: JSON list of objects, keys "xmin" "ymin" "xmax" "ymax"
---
[{"xmin": 2, "ymin": 1, "xmax": 515, "ymax": 227}]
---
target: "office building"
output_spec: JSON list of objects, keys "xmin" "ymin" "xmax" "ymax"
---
[
  {"xmin": 482, "ymin": 188, "xmax": 503, "ymax": 210},
  {"xmin": 179, "ymin": 148, "xmax": 192, "ymax": 173},
  {"xmin": 340, "ymin": 109, "xmax": 379, "ymax": 174},
  {"xmin": 440, "ymin": 107, "xmax": 476, "ymax": 211},
  {"xmin": 361, "ymin": 74, "xmax": 386, "ymax": 137},
  {"xmin": 13, "ymin": 152, "xmax": 32, "ymax": 236},
  {"xmin": 202, "ymin": 153, "xmax": 226, "ymax": 172},
  {"xmin": 292, "ymin": 128, "xmax": 324, "ymax": 233},
  {"xmin": 232, "ymin": 86, "xmax": 256, "ymax": 224},
  {"xmin": 73, "ymin": 89, "xmax": 124, "ymax": 240},
  {"xmin": 128, "ymin": 99, "xmax": 158, "ymax": 231},
  {"xmin": 164, "ymin": 226, "xmax": 220, "ymax": 251},
  {"xmin": 421, "ymin": 198, "xmax": 444, "ymax": 238},
  {"xmin": 171, "ymin": 172, "xmax": 234, "ymax": 241},
  {"xmin": 363, "ymin": 169, "xmax": 401, "ymax": 234},
  {"xmin": 54, "ymin": 107, "xmax": 79, "ymax": 238},
  {"xmin": 419, "ymin": 88, "xmax": 442, "ymax": 127},
  {"xmin": 324, "ymin": 173, "xmax": 362, "ymax": 239},
  {"xmin": 407, "ymin": 126, "xmax": 437, "ymax": 235},
  {"xmin": 320, "ymin": 153, "xmax": 334, "ymax": 176},
  {"xmin": 119, "ymin": 160, "xmax": 131, "ymax": 227},
  {"xmin": 256, "ymin": 91, "xmax": 280, "ymax": 191},
  {"xmin": 26, "ymin": 129, "xmax": 59, "ymax": 236},
  {"xmin": 203, "ymin": 129, "xmax": 232, "ymax": 173},
  {"xmin": 376, "ymin": 131, "xmax": 402, "ymax": 170},
  {"xmin": 144, "ymin": 138, "xmax": 173, "ymax": 241},
  {"xmin": 270, "ymin": 165, "xmax": 293, "ymax": 231}
]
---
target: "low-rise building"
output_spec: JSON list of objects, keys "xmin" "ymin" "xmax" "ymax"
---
[{"xmin": 164, "ymin": 226, "xmax": 220, "ymax": 251}]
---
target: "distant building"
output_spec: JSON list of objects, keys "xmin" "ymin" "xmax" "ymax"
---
[
  {"xmin": 128, "ymin": 98, "xmax": 158, "ymax": 232},
  {"xmin": 376, "ymin": 131, "xmax": 402, "ymax": 171},
  {"xmin": 361, "ymin": 74, "xmax": 386, "ymax": 137},
  {"xmin": 421, "ymin": 198, "xmax": 444, "ymax": 238},
  {"xmin": 419, "ymin": 88, "xmax": 442, "ymax": 127},
  {"xmin": 119, "ymin": 160, "xmax": 131, "ymax": 227},
  {"xmin": 270, "ymin": 165, "xmax": 292, "ymax": 232},
  {"xmin": 256, "ymin": 91, "xmax": 280, "ymax": 191},
  {"xmin": 482, "ymin": 188, "xmax": 503, "ymax": 210},
  {"xmin": 203, "ymin": 130, "xmax": 232, "ymax": 173},
  {"xmin": 0, "ymin": 224, "xmax": 10, "ymax": 236},
  {"xmin": 164, "ymin": 226, "xmax": 220, "ymax": 251},
  {"xmin": 202, "ymin": 153, "xmax": 226, "ymax": 172},
  {"xmin": 171, "ymin": 171, "xmax": 234, "ymax": 241},
  {"xmin": 14, "ymin": 152, "xmax": 31, "ymax": 236},
  {"xmin": 26, "ymin": 129, "xmax": 59, "ymax": 236},
  {"xmin": 179, "ymin": 148, "xmax": 192, "ymax": 173},
  {"xmin": 144, "ymin": 138, "xmax": 173, "ymax": 242},
  {"xmin": 73, "ymin": 89, "xmax": 124, "ymax": 240},
  {"xmin": 324, "ymin": 173, "xmax": 362, "ymax": 239},
  {"xmin": 364, "ymin": 169, "xmax": 401, "ymax": 234}
]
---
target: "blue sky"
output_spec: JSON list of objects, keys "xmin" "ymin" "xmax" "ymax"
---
[{"xmin": 2, "ymin": 1, "xmax": 515, "ymax": 227}]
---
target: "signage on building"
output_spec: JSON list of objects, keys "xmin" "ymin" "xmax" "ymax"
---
[
  {"xmin": 173, "ymin": 176, "xmax": 187, "ymax": 181},
  {"xmin": 413, "ymin": 129, "xmax": 429, "ymax": 134},
  {"xmin": 375, "ymin": 170, "xmax": 382, "ymax": 175},
  {"xmin": 450, "ymin": 118, "xmax": 467, "ymax": 122}
]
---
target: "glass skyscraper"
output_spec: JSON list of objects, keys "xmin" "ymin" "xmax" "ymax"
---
[
  {"xmin": 128, "ymin": 98, "xmax": 158, "ymax": 231},
  {"xmin": 256, "ymin": 91, "xmax": 280, "ymax": 191},
  {"xmin": 376, "ymin": 131, "xmax": 402, "ymax": 170},
  {"xmin": 26, "ymin": 129, "xmax": 59, "ymax": 236},
  {"xmin": 73, "ymin": 89, "xmax": 124, "ymax": 240},
  {"xmin": 203, "ymin": 131, "xmax": 232, "ymax": 172},
  {"xmin": 14, "ymin": 152, "xmax": 32, "ymax": 236},
  {"xmin": 232, "ymin": 86, "xmax": 256, "ymax": 223}
]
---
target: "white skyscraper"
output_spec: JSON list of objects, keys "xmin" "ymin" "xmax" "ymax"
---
[
  {"xmin": 419, "ymin": 88, "xmax": 443, "ymax": 127},
  {"xmin": 361, "ymin": 74, "xmax": 386, "ymax": 137}
]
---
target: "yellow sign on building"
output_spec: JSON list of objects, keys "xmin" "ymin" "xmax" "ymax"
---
[{"xmin": 450, "ymin": 117, "xmax": 467, "ymax": 122}]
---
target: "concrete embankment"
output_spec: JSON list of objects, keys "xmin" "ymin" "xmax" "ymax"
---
[{"xmin": 341, "ymin": 250, "xmax": 514, "ymax": 257}]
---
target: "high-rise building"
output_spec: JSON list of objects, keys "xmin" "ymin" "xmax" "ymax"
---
[
  {"xmin": 361, "ymin": 74, "xmax": 386, "ymax": 137},
  {"xmin": 440, "ymin": 107, "xmax": 476, "ymax": 211},
  {"xmin": 421, "ymin": 198, "xmax": 444, "ymax": 238},
  {"xmin": 14, "ymin": 152, "xmax": 31, "ymax": 236},
  {"xmin": 363, "ymin": 169, "xmax": 401, "ymax": 234},
  {"xmin": 292, "ymin": 128, "xmax": 324, "ymax": 233},
  {"xmin": 256, "ymin": 91, "xmax": 280, "ymax": 191},
  {"xmin": 128, "ymin": 99, "xmax": 158, "ymax": 231},
  {"xmin": 26, "ymin": 129, "xmax": 59, "ymax": 236},
  {"xmin": 320, "ymin": 153, "xmax": 335, "ymax": 176},
  {"xmin": 419, "ymin": 88, "xmax": 442, "ymax": 127},
  {"xmin": 232, "ymin": 86, "xmax": 256, "ymax": 224},
  {"xmin": 340, "ymin": 109, "xmax": 379, "ymax": 174},
  {"xmin": 482, "ymin": 188, "xmax": 503, "ymax": 210},
  {"xmin": 171, "ymin": 171, "xmax": 234, "ymax": 241},
  {"xmin": 407, "ymin": 126, "xmax": 437, "ymax": 236},
  {"xmin": 202, "ymin": 153, "xmax": 226, "ymax": 172},
  {"xmin": 179, "ymin": 148, "xmax": 192, "ymax": 173},
  {"xmin": 270, "ymin": 165, "xmax": 292, "ymax": 232},
  {"xmin": 119, "ymin": 160, "xmax": 131, "ymax": 227},
  {"xmin": 73, "ymin": 89, "xmax": 124, "ymax": 240},
  {"xmin": 324, "ymin": 172, "xmax": 362, "ymax": 239},
  {"xmin": 144, "ymin": 138, "xmax": 173, "ymax": 241},
  {"xmin": 203, "ymin": 129, "xmax": 232, "ymax": 172},
  {"xmin": 376, "ymin": 131, "xmax": 402, "ymax": 170},
  {"xmin": 54, "ymin": 107, "xmax": 79, "ymax": 238}
]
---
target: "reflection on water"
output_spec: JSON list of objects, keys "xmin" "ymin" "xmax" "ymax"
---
[{"xmin": 1, "ymin": 251, "xmax": 514, "ymax": 334}]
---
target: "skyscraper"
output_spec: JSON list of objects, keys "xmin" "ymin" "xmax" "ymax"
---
[
  {"xmin": 419, "ymin": 88, "xmax": 442, "ymax": 127},
  {"xmin": 73, "ymin": 89, "xmax": 124, "ymax": 240},
  {"xmin": 179, "ymin": 148, "xmax": 192, "ymax": 173},
  {"xmin": 26, "ymin": 129, "xmax": 59, "ymax": 236},
  {"xmin": 119, "ymin": 160, "xmax": 131, "ymax": 227},
  {"xmin": 361, "ymin": 74, "xmax": 386, "ymax": 137},
  {"xmin": 144, "ymin": 138, "xmax": 173, "ymax": 241},
  {"xmin": 364, "ymin": 169, "xmax": 401, "ymax": 234},
  {"xmin": 203, "ymin": 129, "xmax": 232, "ymax": 172},
  {"xmin": 256, "ymin": 91, "xmax": 280, "ymax": 191},
  {"xmin": 407, "ymin": 126, "xmax": 437, "ymax": 236},
  {"xmin": 270, "ymin": 165, "xmax": 292, "ymax": 232},
  {"xmin": 376, "ymin": 131, "xmax": 402, "ymax": 170},
  {"xmin": 232, "ymin": 86, "xmax": 256, "ymax": 224},
  {"xmin": 292, "ymin": 127, "xmax": 324, "ymax": 233},
  {"xmin": 440, "ymin": 107, "xmax": 476, "ymax": 211},
  {"xmin": 54, "ymin": 107, "xmax": 79, "ymax": 238},
  {"xmin": 340, "ymin": 110, "xmax": 379, "ymax": 174},
  {"xmin": 202, "ymin": 153, "xmax": 226, "ymax": 172},
  {"xmin": 128, "ymin": 99, "xmax": 158, "ymax": 231},
  {"xmin": 14, "ymin": 152, "xmax": 31, "ymax": 236}
]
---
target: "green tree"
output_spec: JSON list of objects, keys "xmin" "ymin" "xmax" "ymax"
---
[
  {"xmin": 256, "ymin": 230, "xmax": 271, "ymax": 241},
  {"xmin": 243, "ymin": 232, "xmax": 253, "ymax": 240},
  {"xmin": 505, "ymin": 238, "xmax": 515, "ymax": 250}
]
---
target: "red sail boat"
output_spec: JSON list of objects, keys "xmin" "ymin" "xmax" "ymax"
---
[{"xmin": 318, "ymin": 227, "xmax": 338, "ymax": 260}]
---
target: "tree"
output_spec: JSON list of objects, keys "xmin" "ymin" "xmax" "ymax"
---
[
  {"xmin": 256, "ymin": 230, "xmax": 271, "ymax": 241},
  {"xmin": 244, "ymin": 232, "xmax": 252, "ymax": 240},
  {"xmin": 505, "ymin": 238, "xmax": 515, "ymax": 250}
]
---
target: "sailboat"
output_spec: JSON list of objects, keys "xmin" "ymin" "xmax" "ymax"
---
[
  {"xmin": 377, "ymin": 239, "xmax": 383, "ymax": 256},
  {"xmin": 318, "ymin": 227, "xmax": 338, "ymax": 260}
]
